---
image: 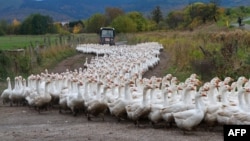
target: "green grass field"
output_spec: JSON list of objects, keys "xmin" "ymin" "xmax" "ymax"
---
[
  {"xmin": 244, "ymin": 20, "xmax": 250, "ymax": 25},
  {"xmin": 0, "ymin": 35, "xmax": 56, "ymax": 50},
  {"xmin": 0, "ymin": 34, "xmax": 99, "ymax": 50}
]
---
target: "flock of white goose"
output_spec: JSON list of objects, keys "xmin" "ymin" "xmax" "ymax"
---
[{"xmin": 1, "ymin": 42, "xmax": 250, "ymax": 131}]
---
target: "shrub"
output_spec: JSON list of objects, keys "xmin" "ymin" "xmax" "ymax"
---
[
  {"xmin": 0, "ymin": 51, "xmax": 11, "ymax": 80},
  {"xmin": 19, "ymin": 55, "xmax": 31, "ymax": 74}
]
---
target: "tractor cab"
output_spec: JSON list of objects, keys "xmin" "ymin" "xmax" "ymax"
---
[{"xmin": 99, "ymin": 27, "xmax": 115, "ymax": 45}]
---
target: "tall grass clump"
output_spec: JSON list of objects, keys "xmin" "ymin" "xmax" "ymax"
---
[
  {"xmin": 0, "ymin": 33, "xmax": 100, "ymax": 81},
  {"xmin": 208, "ymin": 29, "xmax": 250, "ymax": 78},
  {"xmin": 0, "ymin": 50, "xmax": 12, "ymax": 80},
  {"xmin": 131, "ymin": 31, "xmax": 205, "ymax": 81},
  {"xmin": 32, "ymin": 45, "xmax": 76, "ymax": 73},
  {"xmin": 131, "ymin": 28, "xmax": 250, "ymax": 82}
]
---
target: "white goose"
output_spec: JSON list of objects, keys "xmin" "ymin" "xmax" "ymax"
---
[
  {"xmin": 216, "ymin": 86, "xmax": 248, "ymax": 125},
  {"xmin": 228, "ymin": 87, "xmax": 250, "ymax": 125},
  {"xmin": 49, "ymin": 75, "xmax": 61, "ymax": 105},
  {"xmin": 173, "ymin": 87, "xmax": 207, "ymax": 132},
  {"xmin": 108, "ymin": 82, "xmax": 130, "ymax": 121},
  {"xmin": 204, "ymin": 83, "xmax": 231, "ymax": 126},
  {"xmin": 148, "ymin": 87, "xmax": 169, "ymax": 126},
  {"xmin": 22, "ymin": 78, "xmax": 32, "ymax": 105},
  {"xmin": 235, "ymin": 76, "xmax": 248, "ymax": 92},
  {"xmin": 87, "ymin": 85, "xmax": 110, "ymax": 121},
  {"xmin": 85, "ymin": 81, "xmax": 110, "ymax": 121},
  {"xmin": 66, "ymin": 79, "xmax": 85, "ymax": 116},
  {"xmin": 29, "ymin": 77, "xmax": 52, "ymax": 113},
  {"xmin": 59, "ymin": 77, "xmax": 71, "ymax": 113},
  {"xmin": 9, "ymin": 76, "xmax": 24, "ymax": 106},
  {"xmin": 125, "ymin": 84, "xmax": 151, "ymax": 127},
  {"xmin": 160, "ymin": 84, "xmax": 196, "ymax": 126},
  {"xmin": 25, "ymin": 76, "xmax": 40, "ymax": 107},
  {"xmin": 1, "ymin": 77, "xmax": 12, "ymax": 104},
  {"xmin": 223, "ymin": 76, "xmax": 234, "ymax": 85},
  {"xmin": 161, "ymin": 74, "xmax": 173, "ymax": 87}
]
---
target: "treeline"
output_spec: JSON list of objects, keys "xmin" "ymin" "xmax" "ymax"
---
[{"xmin": 0, "ymin": 2, "xmax": 250, "ymax": 35}]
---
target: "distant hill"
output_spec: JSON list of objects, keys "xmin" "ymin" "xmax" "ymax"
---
[{"xmin": 0, "ymin": 0, "xmax": 249, "ymax": 22}]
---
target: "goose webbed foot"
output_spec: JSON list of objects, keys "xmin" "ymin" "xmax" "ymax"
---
[
  {"xmin": 59, "ymin": 108, "xmax": 63, "ymax": 114},
  {"xmin": 100, "ymin": 113, "xmax": 105, "ymax": 121},
  {"xmin": 133, "ymin": 121, "xmax": 137, "ymax": 126},
  {"xmin": 117, "ymin": 118, "xmax": 121, "ymax": 122},
  {"xmin": 87, "ymin": 114, "xmax": 92, "ymax": 121},
  {"xmin": 163, "ymin": 122, "xmax": 172, "ymax": 128},
  {"xmin": 168, "ymin": 122, "xmax": 173, "ymax": 128},
  {"xmin": 73, "ymin": 109, "xmax": 79, "ymax": 117},
  {"xmin": 181, "ymin": 129, "xmax": 193, "ymax": 135},
  {"xmin": 37, "ymin": 107, "xmax": 41, "ymax": 114},
  {"xmin": 83, "ymin": 111, "xmax": 87, "ymax": 117},
  {"xmin": 183, "ymin": 130, "xmax": 191, "ymax": 135},
  {"xmin": 134, "ymin": 120, "xmax": 140, "ymax": 128},
  {"xmin": 45, "ymin": 106, "xmax": 48, "ymax": 111},
  {"xmin": 169, "ymin": 122, "xmax": 173, "ymax": 127},
  {"xmin": 149, "ymin": 121, "xmax": 155, "ymax": 128}
]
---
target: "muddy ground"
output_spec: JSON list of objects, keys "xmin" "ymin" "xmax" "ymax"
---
[{"xmin": 0, "ymin": 50, "xmax": 224, "ymax": 141}]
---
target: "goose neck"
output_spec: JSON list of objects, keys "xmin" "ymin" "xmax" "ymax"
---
[
  {"xmin": 207, "ymin": 87, "xmax": 217, "ymax": 104},
  {"xmin": 45, "ymin": 81, "xmax": 50, "ymax": 95},
  {"xmin": 7, "ymin": 78, "xmax": 12, "ymax": 90},
  {"xmin": 77, "ymin": 83, "xmax": 83, "ymax": 99},
  {"xmin": 163, "ymin": 89, "xmax": 169, "ymax": 106},
  {"xmin": 102, "ymin": 86, "xmax": 109, "ymax": 98},
  {"xmin": 84, "ymin": 81, "xmax": 89, "ymax": 99},
  {"xmin": 243, "ymin": 89, "xmax": 250, "ymax": 106},
  {"xmin": 238, "ymin": 89, "xmax": 246, "ymax": 110},
  {"xmin": 220, "ymin": 88, "xmax": 229, "ymax": 104},
  {"xmin": 36, "ymin": 79, "xmax": 40, "ymax": 94},
  {"xmin": 18, "ymin": 77, "xmax": 22, "ymax": 89},
  {"xmin": 124, "ymin": 83, "xmax": 131, "ymax": 100},
  {"xmin": 22, "ymin": 79, "xmax": 26, "ymax": 88},
  {"xmin": 14, "ymin": 77, "xmax": 18, "ymax": 89},
  {"xmin": 195, "ymin": 93, "xmax": 205, "ymax": 111},
  {"xmin": 183, "ymin": 88, "xmax": 193, "ymax": 104},
  {"xmin": 142, "ymin": 87, "xmax": 150, "ymax": 105},
  {"xmin": 117, "ymin": 85, "xmax": 122, "ymax": 99},
  {"xmin": 150, "ymin": 88, "xmax": 155, "ymax": 101}
]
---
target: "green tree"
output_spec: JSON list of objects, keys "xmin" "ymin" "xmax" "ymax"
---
[
  {"xmin": 0, "ymin": 20, "xmax": 8, "ymax": 35},
  {"xmin": 127, "ymin": 12, "xmax": 148, "ymax": 31},
  {"xmin": 151, "ymin": 6, "xmax": 163, "ymax": 24},
  {"xmin": 210, "ymin": 0, "xmax": 221, "ymax": 22},
  {"xmin": 85, "ymin": 13, "xmax": 106, "ymax": 33},
  {"xmin": 111, "ymin": 15, "xmax": 137, "ymax": 33},
  {"xmin": 188, "ymin": 2, "xmax": 219, "ymax": 24},
  {"xmin": 166, "ymin": 11, "xmax": 186, "ymax": 29},
  {"xmin": 10, "ymin": 18, "xmax": 21, "ymax": 34},
  {"xmin": 105, "ymin": 7, "xmax": 124, "ymax": 25},
  {"xmin": 54, "ymin": 23, "xmax": 70, "ymax": 35},
  {"xmin": 68, "ymin": 20, "xmax": 84, "ymax": 33},
  {"xmin": 20, "ymin": 13, "xmax": 55, "ymax": 35}
]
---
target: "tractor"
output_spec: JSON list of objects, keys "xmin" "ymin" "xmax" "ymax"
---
[{"xmin": 99, "ymin": 27, "xmax": 115, "ymax": 45}]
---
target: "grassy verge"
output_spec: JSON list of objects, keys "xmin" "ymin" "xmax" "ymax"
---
[
  {"xmin": 0, "ymin": 33, "xmax": 98, "ymax": 80},
  {"xmin": 0, "ymin": 34, "xmax": 98, "ymax": 50},
  {"xmin": 128, "ymin": 28, "xmax": 250, "ymax": 81},
  {"xmin": 1, "ymin": 28, "xmax": 250, "ymax": 84}
]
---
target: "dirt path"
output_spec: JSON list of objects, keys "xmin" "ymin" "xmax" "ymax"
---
[
  {"xmin": 0, "ymin": 104, "xmax": 223, "ymax": 141},
  {"xmin": 0, "ymin": 50, "xmax": 224, "ymax": 141},
  {"xmin": 47, "ymin": 52, "xmax": 93, "ymax": 74}
]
